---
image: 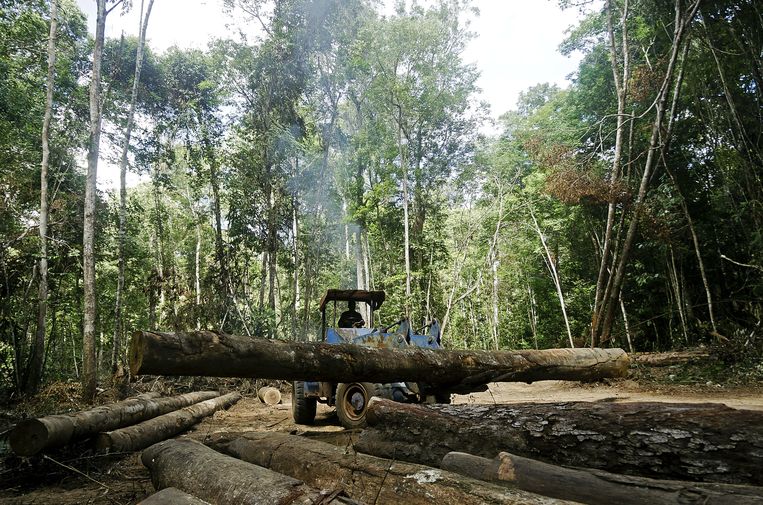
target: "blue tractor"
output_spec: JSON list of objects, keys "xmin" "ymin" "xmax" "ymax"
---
[{"xmin": 292, "ymin": 289, "xmax": 449, "ymax": 428}]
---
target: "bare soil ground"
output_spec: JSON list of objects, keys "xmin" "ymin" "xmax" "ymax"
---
[{"xmin": 1, "ymin": 379, "xmax": 761, "ymax": 504}]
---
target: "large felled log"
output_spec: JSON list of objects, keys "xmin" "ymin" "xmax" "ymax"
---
[
  {"xmin": 130, "ymin": 330, "xmax": 629, "ymax": 388},
  {"xmin": 206, "ymin": 431, "xmax": 571, "ymax": 505},
  {"xmin": 137, "ymin": 487, "xmax": 211, "ymax": 505},
  {"xmin": 630, "ymin": 350, "xmax": 710, "ymax": 366},
  {"xmin": 9, "ymin": 391, "xmax": 220, "ymax": 456},
  {"xmin": 355, "ymin": 398, "xmax": 763, "ymax": 485},
  {"xmin": 141, "ymin": 438, "xmax": 359, "ymax": 505},
  {"xmin": 441, "ymin": 451, "xmax": 763, "ymax": 505},
  {"xmin": 95, "ymin": 392, "xmax": 241, "ymax": 453}
]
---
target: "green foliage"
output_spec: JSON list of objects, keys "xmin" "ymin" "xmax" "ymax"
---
[{"xmin": 2, "ymin": 0, "xmax": 762, "ymax": 397}]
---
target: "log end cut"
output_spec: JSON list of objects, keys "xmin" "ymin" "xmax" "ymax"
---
[
  {"xmin": 129, "ymin": 331, "xmax": 147, "ymax": 376},
  {"xmin": 9, "ymin": 417, "xmax": 71, "ymax": 457},
  {"xmin": 257, "ymin": 387, "xmax": 282, "ymax": 405}
]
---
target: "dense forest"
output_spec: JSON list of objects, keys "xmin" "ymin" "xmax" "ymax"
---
[{"xmin": 1, "ymin": 0, "xmax": 761, "ymax": 400}]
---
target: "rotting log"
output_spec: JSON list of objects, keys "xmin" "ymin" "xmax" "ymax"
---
[
  {"xmin": 355, "ymin": 397, "xmax": 763, "ymax": 485},
  {"xmin": 441, "ymin": 451, "xmax": 763, "ymax": 505},
  {"xmin": 257, "ymin": 386, "xmax": 281, "ymax": 405},
  {"xmin": 130, "ymin": 330, "xmax": 629, "ymax": 388},
  {"xmin": 9, "ymin": 391, "xmax": 219, "ymax": 456},
  {"xmin": 137, "ymin": 487, "xmax": 211, "ymax": 505},
  {"xmin": 206, "ymin": 431, "xmax": 572, "ymax": 505},
  {"xmin": 141, "ymin": 438, "xmax": 359, "ymax": 505},
  {"xmin": 96, "ymin": 392, "xmax": 241, "ymax": 453}
]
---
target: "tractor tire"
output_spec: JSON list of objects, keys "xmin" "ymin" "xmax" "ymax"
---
[
  {"xmin": 291, "ymin": 381, "xmax": 317, "ymax": 425},
  {"xmin": 336, "ymin": 382, "xmax": 376, "ymax": 429}
]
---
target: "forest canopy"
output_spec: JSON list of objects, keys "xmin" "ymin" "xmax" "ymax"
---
[{"xmin": 1, "ymin": 0, "xmax": 761, "ymax": 399}]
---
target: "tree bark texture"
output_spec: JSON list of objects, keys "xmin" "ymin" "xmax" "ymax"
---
[
  {"xmin": 441, "ymin": 451, "xmax": 763, "ymax": 505},
  {"xmin": 141, "ymin": 439, "xmax": 359, "ymax": 505},
  {"xmin": 130, "ymin": 331, "xmax": 629, "ymax": 388},
  {"xmin": 630, "ymin": 350, "xmax": 710, "ymax": 367},
  {"xmin": 355, "ymin": 398, "xmax": 763, "ymax": 485},
  {"xmin": 256, "ymin": 386, "xmax": 281, "ymax": 405},
  {"xmin": 29, "ymin": 0, "xmax": 58, "ymax": 395},
  {"xmin": 82, "ymin": 0, "xmax": 107, "ymax": 402},
  {"xmin": 9, "ymin": 391, "xmax": 219, "ymax": 456},
  {"xmin": 137, "ymin": 487, "xmax": 211, "ymax": 505},
  {"xmin": 206, "ymin": 431, "xmax": 574, "ymax": 505},
  {"xmin": 113, "ymin": 0, "xmax": 155, "ymax": 371},
  {"xmin": 95, "ymin": 392, "xmax": 240, "ymax": 453}
]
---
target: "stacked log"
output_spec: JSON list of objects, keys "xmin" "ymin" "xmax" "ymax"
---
[
  {"xmin": 129, "ymin": 330, "xmax": 629, "ymax": 387},
  {"xmin": 141, "ymin": 438, "xmax": 360, "ymax": 505},
  {"xmin": 441, "ymin": 451, "xmax": 763, "ymax": 505},
  {"xmin": 96, "ymin": 392, "xmax": 241, "ymax": 453},
  {"xmin": 206, "ymin": 431, "xmax": 571, "ymax": 505},
  {"xmin": 355, "ymin": 398, "xmax": 763, "ymax": 485},
  {"xmin": 9, "ymin": 391, "xmax": 220, "ymax": 456}
]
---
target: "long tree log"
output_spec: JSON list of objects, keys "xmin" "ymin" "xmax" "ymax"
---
[
  {"xmin": 206, "ymin": 431, "xmax": 572, "ymax": 505},
  {"xmin": 141, "ymin": 439, "xmax": 359, "ymax": 505},
  {"xmin": 441, "ymin": 451, "xmax": 763, "ymax": 505},
  {"xmin": 130, "ymin": 330, "xmax": 629, "ymax": 387},
  {"xmin": 96, "ymin": 392, "xmax": 241, "ymax": 453},
  {"xmin": 137, "ymin": 487, "xmax": 211, "ymax": 505},
  {"xmin": 630, "ymin": 350, "xmax": 710, "ymax": 367},
  {"xmin": 10, "ymin": 391, "xmax": 219, "ymax": 456},
  {"xmin": 355, "ymin": 398, "xmax": 763, "ymax": 485}
]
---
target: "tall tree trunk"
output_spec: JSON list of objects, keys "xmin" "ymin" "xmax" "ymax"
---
[
  {"xmin": 28, "ymin": 0, "xmax": 58, "ymax": 395},
  {"xmin": 291, "ymin": 195, "xmax": 299, "ymax": 338},
  {"xmin": 592, "ymin": 0, "xmax": 631, "ymax": 346},
  {"xmin": 82, "ymin": 0, "xmax": 108, "ymax": 402},
  {"xmin": 530, "ymin": 209, "xmax": 574, "ymax": 348},
  {"xmin": 598, "ymin": 1, "xmax": 700, "ymax": 343},
  {"xmin": 397, "ymin": 108, "xmax": 412, "ymax": 307},
  {"xmin": 113, "ymin": 0, "xmax": 154, "ymax": 372}
]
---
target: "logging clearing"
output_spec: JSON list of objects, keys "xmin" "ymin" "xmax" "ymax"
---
[{"xmin": 2, "ymin": 379, "xmax": 763, "ymax": 505}]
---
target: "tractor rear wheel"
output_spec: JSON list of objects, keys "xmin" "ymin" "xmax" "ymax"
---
[
  {"xmin": 292, "ymin": 381, "xmax": 317, "ymax": 425},
  {"xmin": 336, "ymin": 382, "xmax": 376, "ymax": 429}
]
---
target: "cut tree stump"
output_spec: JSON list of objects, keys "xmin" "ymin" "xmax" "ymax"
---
[
  {"xmin": 137, "ymin": 487, "xmax": 211, "ymax": 505},
  {"xmin": 206, "ymin": 431, "xmax": 572, "ymax": 505},
  {"xmin": 355, "ymin": 397, "xmax": 763, "ymax": 485},
  {"xmin": 141, "ymin": 438, "xmax": 359, "ymax": 504},
  {"xmin": 441, "ymin": 451, "xmax": 763, "ymax": 505},
  {"xmin": 9, "ymin": 391, "xmax": 220, "ymax": 456},
  {"xmin": 130, "ymin": 330, "xmax": 629, "ymax": 388},
  {"xmin": 257, "ymin": 386, "xmax": 281, "ymax": 405},
  {"xmin": 95, "ymin": 392, "xmax": 241, "ymax": 453}
]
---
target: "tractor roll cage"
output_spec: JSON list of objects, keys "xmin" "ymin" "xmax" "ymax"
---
[{"xmin": 318, "ymin": 289, "xmax": 386, "ymax": 312}]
